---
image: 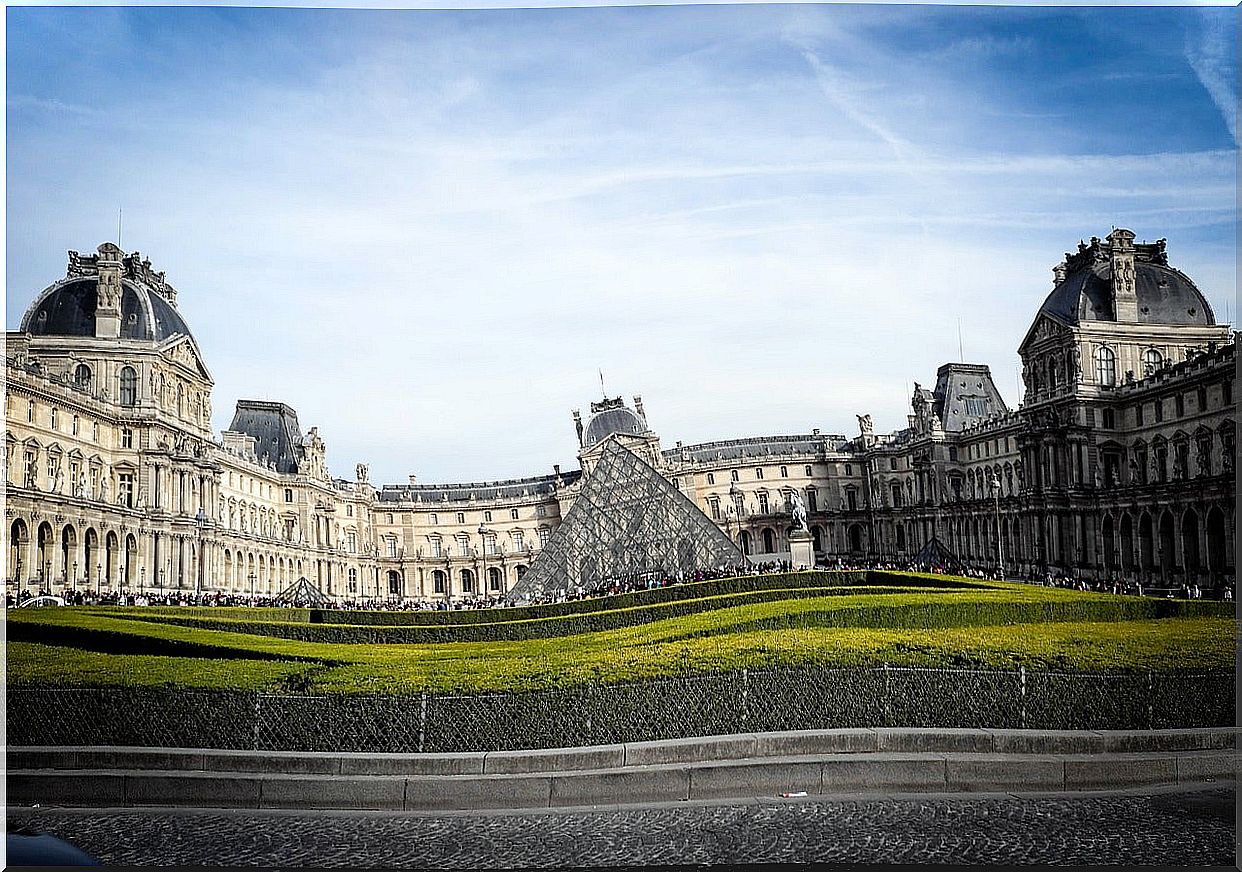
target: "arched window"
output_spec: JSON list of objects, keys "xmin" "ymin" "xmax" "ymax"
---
[
  {"xmin": 706, "ymin": 473, "xmax": 715, "ymax": 485},
  {"xmin": 432, "ymin": 570, "xmax": 446, "ymax": 594},
  {"xmin": 1143, "ymin": 348, "xmax": 1164, "ymax": 376},
  {"xmin": 74, "ymin": 364, "xmax": 92, "ymax": 391},
  {"xmin": 1094, "ymin": 346, "xmax": 1117, "ymax": 387},
  {"xmin": 460, "ymin": 568, "xmax": 474, "ymax": 592},
  {"xmin": 119, "ymin": 367, "xmax": 138, "ymax": 406}
]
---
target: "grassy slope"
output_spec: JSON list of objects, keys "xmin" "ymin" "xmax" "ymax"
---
[{"xmin": 6, "ymin": 574, "xmax": 1234, "ymax": 694}]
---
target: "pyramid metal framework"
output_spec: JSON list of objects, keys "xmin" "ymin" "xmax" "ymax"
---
[
  {"xmin": 506, "ymin": 437, "xmax": 746, "ymax": 603},
  {"xmin": 275, "ymin": 576, "xmax": 332, "ymax": 607}
]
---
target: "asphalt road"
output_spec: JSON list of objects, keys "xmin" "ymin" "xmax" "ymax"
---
[{"xmin": 6, "ymin": 785, "xmax": 1236, "ymax": 868}]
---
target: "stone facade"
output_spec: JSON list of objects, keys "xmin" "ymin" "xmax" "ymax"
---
[{"xmin": 5, "ymin": 231, "xmax": 1235, "ymax": 601}]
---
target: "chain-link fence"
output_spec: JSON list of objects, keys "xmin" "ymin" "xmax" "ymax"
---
[{"xmin": 7, "ymin": 667, "xmax": 1233, "ymax": 752}]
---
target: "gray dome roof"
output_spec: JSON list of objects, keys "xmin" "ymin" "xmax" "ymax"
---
[
  {"xmin": 583, "ymin": 406, "xmax": 645, "ymax": 446},
  {"xmin": 1039, "ymin": 261, "xmax": 1214, "ymax": 327},
  {"xmin": 21, "ymin": 277, "xmax": 192, "ymax": 342}
]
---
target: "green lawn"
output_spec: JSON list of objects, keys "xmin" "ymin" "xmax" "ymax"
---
[{"xmin": 6, "ymin": 571, "xmax": 1234, "ymax": 695}]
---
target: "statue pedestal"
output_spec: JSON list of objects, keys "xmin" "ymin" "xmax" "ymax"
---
[{"xmin": 788, "ymin": 529, "xmax": 814, "ymax": 571}]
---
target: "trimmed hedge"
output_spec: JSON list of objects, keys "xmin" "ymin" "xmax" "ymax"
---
[{"xmin": 32, "ymin": 587, "xmax": 1231, "ymax": 648}]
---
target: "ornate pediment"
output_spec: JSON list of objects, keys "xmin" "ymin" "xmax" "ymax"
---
[
  {"xmin": 160, "ymin": 336, "xmax": 213, "ymax": 382},
  {"xmin": 1018, "ymin": 313, "xmax": 1071, "ymax": 355}
]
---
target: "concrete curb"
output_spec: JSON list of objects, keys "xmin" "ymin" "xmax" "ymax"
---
[{"xmin": 8, "ymin": 728, "xmax": 1237, "ymax": 811}]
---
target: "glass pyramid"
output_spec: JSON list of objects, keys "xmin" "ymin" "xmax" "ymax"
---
[{"xmin": 506, "ymin": 437, "xmax": 745, "ymax": 603}]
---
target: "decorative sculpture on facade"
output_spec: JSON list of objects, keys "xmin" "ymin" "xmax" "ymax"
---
[{"xmin": 789, "ymin": 491, "xmax": 808, "ymax": 532}]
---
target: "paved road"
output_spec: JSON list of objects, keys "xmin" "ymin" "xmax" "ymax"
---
[{"xmin": 7, "ymin": 786, "xmax": 1235, "ymax": 868}]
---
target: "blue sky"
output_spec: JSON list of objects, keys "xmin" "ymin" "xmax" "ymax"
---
[{"xmin": 7, "ymin": 4, "xmax": 1237, "ymax": 485}]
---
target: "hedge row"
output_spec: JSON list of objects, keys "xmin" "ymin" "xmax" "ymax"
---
[
  {"xmin": 38, "ymin": 589, "xmax": 1228, "ymax": 649},
  {"xmin": 78, "ymin": 585, "xmax": 950, "ymax": 647},
  {"xmin": 308, "ymin": 570, "xmax": 985, "ymax": 626}
]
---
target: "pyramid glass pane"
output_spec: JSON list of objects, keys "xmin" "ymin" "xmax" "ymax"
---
[{"xmin": 507, "ymin": 438, "xmax": 745, "ymax": 603}]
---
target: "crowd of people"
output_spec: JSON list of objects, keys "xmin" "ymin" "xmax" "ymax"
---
[{"xmin": 7, "ymin": 556, "xmax": 1233, "ymax": 609}]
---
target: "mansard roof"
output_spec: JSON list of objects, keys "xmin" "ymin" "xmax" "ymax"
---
[{"xmin": 227, "ymin": 400, "xmax": 306, "ymax": 475}]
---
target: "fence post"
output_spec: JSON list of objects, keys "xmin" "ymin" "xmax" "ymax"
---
[
  {"xmin": 1146, "ymin": 671, "xmax": 1154, "ymax": 730},
  {"xmin": 1019, "ymin": 666, "xmax": 1026, "ymax": 730},
  {"xmin": 882, "ymin": 665, "xmax": 891, "ymax": 726},
  {"xmin": 253, "ymin": 692, "xmax": 262, "ymax": 751},
  {"xmin": 418, "ymin": 692, "xmax": 428, "ymax": 753},
  {"xmin": 740, "ymin": 668, "xmax": 749, "ymax": 730}
]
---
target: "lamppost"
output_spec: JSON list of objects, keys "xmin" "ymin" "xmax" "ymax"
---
[
  {"xmin": 477, "ymin": 525, "xmax": 489, "ymax": 602},
  {"xmin": 988, "ymin": 472, "xmax": 1004, "ymax": 579},
  {"xmin": 249, "ymin": 572, "xmax": 257, "ymax": 603},
  {"xmin": 194, "ymin": 508, "xmax": 207, "ymax": 595},
  {"xmin": 729, "ymin": 483, "xmax": 743, "ymax": 564},
  {"xmin": 96, "ymin": 563, "xmax": 102, "ymax": 599},
  {"xmin": 140, "ymin": 566, "xmax": 146, "ymax": 597},
  {"xmin": 72, "ymin": 561, "xmax": 78, "ymax": 596}
]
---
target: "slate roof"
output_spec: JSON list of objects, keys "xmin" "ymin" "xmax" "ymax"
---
[
  {"xmin": 377, "ymin": 471, "xmax": 581, "ymax": 504},
  {"xmin": 227, "ymin": 401, "xmax": 306, "ymax": 474},
  {"xmin": 1039, "ymin": 262, "xmax": 1213, "ymax": 326},
  {"xmin": 21, "ymin": 278, "xmax": 192, "ymax": 342},
  {"xmin": 583, "ymin": 406, "xmax": 645, "ymax": 446},
  {"xmin": 662, "ymin": 434, "xmax": 846, "ymax": 464}
]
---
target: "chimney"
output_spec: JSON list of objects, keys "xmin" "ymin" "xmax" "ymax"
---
[
  {"xmin": 94, "ymin": 242, "xmax": 124, "ymax": 339},
  {"xmin": 1108, "ymin": 228, "xmax": 1138, "ymax": 321}
]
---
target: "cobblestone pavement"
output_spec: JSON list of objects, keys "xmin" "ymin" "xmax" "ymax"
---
[{"xmin": 7, "ymin": 787, "xmax": 1235, "ymax": 868}]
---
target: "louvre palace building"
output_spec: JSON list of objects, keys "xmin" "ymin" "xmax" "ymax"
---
[{"xmin": 5, "ymin": 230, "xmax": 1236, "ymax": 602}]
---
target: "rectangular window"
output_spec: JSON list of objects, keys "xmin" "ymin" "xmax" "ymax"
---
[
  {"xmin": 1197, "ymin": 386, "xmax": 1207, "ymax": 411},
  {"xmin": 1154, "ymin": 399, "xmax": 1164, "ymax": 422},
  {"xmin": 1224, "ymin": 380, "xmax": 1233, "ymax": 405},
  {"xmin": 780, "ymin": 466, "xmax": 788, "ymax": 478},
  {"xmin": 889, "ymin": 458, "xmax": 897, "ymax": 471},
  {"xmin": 1101, "ymin": 409, "xmax": 1115, "ymax": 429},
  {"xmin": 804, "ymin": 465, "xmax": 812, "ymax": 476},
  {"xmin": 844, "ymin": 464, "xmax": 852, "ymax": 476},
  {"xmin": 69, "ymin": 460, "xmax": 81, "ymax": 493},
  {"xmin": 706, "ymin": 473, "xmax": 715, "ymax": 485},
  {"xmin": 50, "ymin": 408, "xmax": 58, "ymax": 430},
  {"xmin": 708, "ymin": 498, "xmax": 720, "ymax": 520},
  {"xmin": 758, "ymin": 492, "xmax": 769, "ymax": 514},
  {"xmin": 456, "ymin": 512, "xmax": 465, "ymax": 524},
  {"xmin": 347, "ymin": 531, "xmax": 357, "ymax": 553},
  {"xmin": 484, "ymin": 511, "xmax": 492, "ymax": 523},
  {"xmin": 24, "ymin": 449, "xmax": 36, "ymax": 488},
  {"xmin": 538, "ymin": 527, "xmax": 550, "ymax": 548},
  {"xmin": 1175, "ymin": 394, "xmax": 1185, "ymax": 417},
  {"xmin": 730, "ymin": 470, "xmax": 739, "ymax": 482},
  {"xmin": 484, "ymin": 533, "xmax": 497, "ymax": 556},
  {"xmin": 429, "ymin": 513, "xmax": 438, "ymax": 524},
  {"xmin": 536, "ymin": 505, "xmax": 547, "ymax": 518},
  {"xmin": 121, "ymin": 427, "xmax": 134, "ymax": 449},
  {"xmin": 285, "ymin": 488, "xmax": 293, "ymax": 502},
  {"xmin": 386, "ymin": 537, "xmax": 398, "ymax": 558},
  {"xmin": 46, "ymin": 455, "xmax": 58, "ymax": 490},
  {"xmin": 1135, "ymin": 404, "xmax": 1144, "ymax": 426},
  {"xmin": 806, "ymin": 489, "xmax": 817, "ymax": 512},
  {"xmin": 755, "ymin": 468, "xmax": 764, "ymax": 480},
  {"xmin": 846, "ymin": 489, "xmax": 857, "ymax": 511},
  {"xmin": 27, "ymin": 400, "xmax": 35, "ymax": 423},
  {"xmin": 119, "ymin": 472, "xmax": 134, "ymax": 508},
  {"xmin": 512, "ymin": 531, "xmax": 524, "ymax": 551},
  {"xmin": 430, "ymin": 538, "xmax": 442, "ymax": 558},
  {"xmin": 510, "ymin": 509, "xmax": 519, "ymax": 520}
]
